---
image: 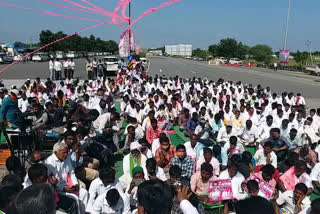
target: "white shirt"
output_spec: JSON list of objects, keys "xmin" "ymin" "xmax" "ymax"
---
[
  {"xmin": 94, "ymin": 105, "xmax": 108, "ymax": 115},
  {"xmin": 44, "ymin": 154, "xmax": 78, "ymax": 192},
  {"xmin": 219, "ymin": 170, "xmax": 246, "ymax": 200},
  {"xmin": 49, "ymin": 60, "xmax": 54, "ymax": 70},
  {"xmin": 217, "ymin": 126, "xmax": 235, "ymax": 143},
  {"xmin": 254, "ymin": 149, "xmax": 277, "ymax": 168},
  {"xmin": 92, "ymin": 113, "xmax": 119, "ymax": 134},
  {"xmin": 311, "ymin": 162, "xmax": 320, "ymax": 183},
  {"xmin": 87, "ymin": 178, "xmax": 124, "ymax": 213},
  {"xmin": 54, "ymin": 61, "xmax": 62, "ymax": 71},
  {"xmin": 196, "ymin": 155, "xmax": 220, "ymax": 176},
  {"xmin": 91, "ymin": 190, "xmax": 131, "ymax": 214},
  {"xmin": 276, "ymin": 190, "xmax": 311, "ymax": 214},
  {"xmin": 151, "ymin": 138, "xmax": 160, "ymax": 157},
  {"xmin": 238, "ymin": 126, "xmax": 258, "ymax": 144}
]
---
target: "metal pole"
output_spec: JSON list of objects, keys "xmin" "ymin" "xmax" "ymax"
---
[
  {"xmin": 284, "ymin": 0, "xmax": 291, "ymax": 50},
  {"xmin": 128, "ymin": 1, "xmax": 131, "ymax": 56}
]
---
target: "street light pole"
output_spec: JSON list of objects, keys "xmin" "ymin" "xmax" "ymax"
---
[
  {"xmin": 284, "ymin": 0, "xmax": 291, "ymax": 50},
  {"xmin": 128, "ymin": 1, "xmax": 131, "ymax": 56}
]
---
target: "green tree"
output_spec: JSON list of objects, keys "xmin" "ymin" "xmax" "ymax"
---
[
  {"xmin": 192, "ymin": 48, "xmax": 208, "ymax": 59},
  {"xmin": 293, "ymin": 51, "xmax": 309, "ymax": 66},
  {"xmin": 208, "ymin": 44, "xmax": 218, "ymax": 56},
  {"xmin": 216, "ymin": 38, "xmax": 239, "ymax": 59},
  {"xmin": 236, "ymin": 43, "xmax": 250, "ymax": 60},
  {"xmin": 250, "ymin": 44, "xmax": 273, "ymax": 64}
]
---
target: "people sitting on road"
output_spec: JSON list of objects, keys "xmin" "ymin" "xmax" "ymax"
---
[{"xmin": 1, "ymin": 66, "xmax": 320, "ymax": 214}]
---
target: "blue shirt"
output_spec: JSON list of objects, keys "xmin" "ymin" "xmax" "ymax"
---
[
  {"xmin": 186, "ymin": 118, "xmax": 199, "ymax": 131},
  {"xmin": 0, "ymin": 96, "xmax": 20, "ymax": 123}
]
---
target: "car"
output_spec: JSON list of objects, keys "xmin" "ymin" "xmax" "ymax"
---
[
  {"xmin": 32, "ymin": 53, "xmax": 49, "ymax": 62},
  {"xmin": 0, "ymin": 54, "xmax": 13, "ymax": 64},
  {"xmin": 55, "ymin": 52, "xmax": 65, "ymax": 59},
  {"xmin": 103, "ymin": 56, "xmax": 119, "ymax": 75},
  {"xmin": 306, "ymin": 65, "xmax": 320, "ymax": 76},
  {"xmin": 66, "ymin": 51, "xmax": 75, "ymax": 58},
  {"xmin": 229, "ymin": 58, "xmax": 243, "ymax": 66},
  {"xmin": 216, "ymin": 57, "xmax": 228, "ymax": 64}
]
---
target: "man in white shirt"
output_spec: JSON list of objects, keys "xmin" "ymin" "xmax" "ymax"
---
[
  {"xmin": 53, "ymin": 59, "xmax": 62, "ymax": 80},
  {"xmin": 92, "ymin": 188, "xmax": 131, "ymax": 214},
  {"xmin": 219, "ymin": 163, "xmax": 246, "ymax": 200},
  {"xmin": 87, "ymin": 168, "xmax": 124, "ymax": 212},
  {"xmin": 45, "ymin": 142, "xmax": 88, "ymax": 213},
  {"xmin": 217, "ymin": 125, "xmax": 235, "ymax": 144},
  {"xmin": 94, "ymin": 99, "xmax": 108, "ymax": 115},
  {"xmin": 49, "ymin": 59, "xmax": 54, "ymax": 80},
  {"xmin": 274, "ymin": 183, "xmax": 311, "ymax": 214},
  {"xmin": 238, "ymin": 120, "xmax": 258, "ymax": 146},
  {"xmin": 196, "ymin": 147, "xmax": 220, "ymax": 176},
  {"xmin": 254, "ymin": 141, "xmax": 277, "ymax": 168},
  {"xmin": 184, "ymin": 134, "xmax": 204, "ymax": 159}
]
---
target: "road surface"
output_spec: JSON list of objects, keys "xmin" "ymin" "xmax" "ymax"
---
[{"xmin": 148, "ymin": 56, "xmax": 320, "ymax": 109}]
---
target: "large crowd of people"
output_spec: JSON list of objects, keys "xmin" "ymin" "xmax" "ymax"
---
[{"xmin": 0, "ymin": 59, "xmax": 320, "ymax": 214}]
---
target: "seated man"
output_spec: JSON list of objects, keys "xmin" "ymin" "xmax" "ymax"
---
[
  {"xmin": 61, "ymin": 131, "xmax": 99, "ymax": 183},
  {"xmin": 238, "ymin": 120, "xmax": 258, "ymax": 146},
  {"xmin": 87, "ymin": 168, "xmax": 124, "ymax": 213},
  {"xmin": 311, "ymin": 162, "xmax": 320, "ymax": 195},
  {"xmin": 170, "ymin": 144, "xmax": 194, "ymax": 180},
  {"xmin": 254, "ymin": 141, "xmax": 277, "ymax": 168},
  {"xmin": 146, "ymin": 118, "xmax": 163, "ymax": 145},
  {"xmin": 224, "ymin": 136, "xmax": 245, "ymax": 156},
  {"xmin": 155, "ymin": 136, "xmax": 176, "ymax": 176},
  {"xmin": 184, "ymin": 134, "xmax": 205, "ymax": 159},
  {"xmin": 279, "ymin": 160, "xmax": 313, "ymax": 196},
  {"xmin": 119, "ymin": 142, "xmax": 148, "ymax": 189},
  {"xmin": 261, "ymin": 128, "xmax": 289, "ymax": 162},
  {"xmin": 125, "ymin": 166, "xmax": 146, "ymax": 209},
  {"xmin": 146, "ymin": 158, "xmax": 166, "ymax": 181},
  {"xmin": 27, "ymin": 163, "xmax": 77, "ymax": 214},
  {"xmin": 184, "ymin": 112, "xmax": 199, "ymax": 137},
  {"xmin": 45, "ymin": 142, "xmax": 89, "ymax": 213},
  {"xmin": 219, "ymin": 163, "xmax": 246, "ymax": 200},
  {"xmin": 166, "ymin": 165, "xmax": 182, "ymax": 186},
  {"xmin": 92, "ymin": 188, "xmax": 131, "ymax": 214},
  {"xmin": 190, "ymin": 162, "xmax": 215, "ymax": 195},
  {"xmin": 196, "ymin": 147, "xmax": 220, "ymax": 177},
  {"xmin": 44, "ymin": 101, "xmax": 64, "ymax": 129},
  {"xmin": 274, "ymin": 183, "xmax": 311, "ymax": 214}
]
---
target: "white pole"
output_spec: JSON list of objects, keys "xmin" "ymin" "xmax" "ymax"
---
[{"xmin": 284, "ymin": 0, "xmax": 291, "ymax": 50}]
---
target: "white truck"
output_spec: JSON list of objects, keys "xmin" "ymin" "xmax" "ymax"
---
[{"xmin": 306, "ymin": 65, "xmax": 320, "ymax": 76}]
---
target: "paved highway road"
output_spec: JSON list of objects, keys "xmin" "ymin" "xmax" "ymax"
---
[{"xmin": 148, "ymin": 56, "xmax": 320, "ymax": 109}]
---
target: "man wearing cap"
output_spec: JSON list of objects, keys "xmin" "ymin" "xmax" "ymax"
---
[
  {"xmin": 119, "ymin": 142, "xmax": 148, "ymax": 189},
  {"xmin": 0, "ymin": 89, "xmax": 21, "ymax": 127},
  {"xmin": 126, "ymin": 166, "xmax": 145, "ymax": 209}
]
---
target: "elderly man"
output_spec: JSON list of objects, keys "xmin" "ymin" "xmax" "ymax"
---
[
  {"xmin": 119, "ymin": 142, "xmax": 148, "ymax": 189},
  {"xmin": 45, "ymin": 142, "xmax": 88, "ymax": 213}
]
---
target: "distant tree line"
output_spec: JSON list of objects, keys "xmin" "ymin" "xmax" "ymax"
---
[{"xmin": 38, "ymin": 30, "xmax": 118, "ymax": 53}]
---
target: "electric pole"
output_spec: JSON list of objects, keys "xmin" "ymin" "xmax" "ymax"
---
[{"xmin": 128, "ymin": 1, "xmax": 131, "ymax": 56}]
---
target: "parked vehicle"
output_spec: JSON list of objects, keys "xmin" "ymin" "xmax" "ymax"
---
[
  {"xmin": 32, "ymin": 53, "xmax": 49, "ymax": 62},
  {"xmin": 229, "ymin": 58, "xmax": 243, "ymax": 66},
  {"xmin": 0, "ymin": 54, "xmax": 13, "ymax": 64},
  {"xmin": 66, "ymin": 51, "xmax": 76, "ymax": 58},
  {"xmin": 216, "ymin": 57, "xmax": 228, "ymax": 64},
  {"xmin": 103, "ymin": 56, "xmax": 119, "ymax": 75},
  {"xmin": 55, "ymin": 51, "xmax": 65, "ymax": 59},
  {"xmin": 306, "ymin": 65, "xmax": 320, "ymax": 76}
]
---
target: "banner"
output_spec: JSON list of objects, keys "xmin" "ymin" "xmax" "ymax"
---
[
  {"xmin": 208, "ymin": 179, "xmax": 233, "ymax": 201},
  {"xmin": 245, "ymin": 174, "xmax": 274, "ymax": 200},
  {"xmin": 280, "ymin": 50, "xmax": 290, "ymax": 64},
  {"xmin": 119, "ymin": 30, "xmax": 129, "ymax": 57},
  {"xmin": 280, "ymin": 166, "xmax": 296, "ymax": 191}
]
